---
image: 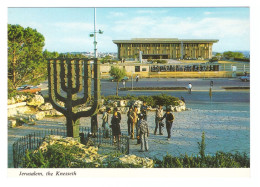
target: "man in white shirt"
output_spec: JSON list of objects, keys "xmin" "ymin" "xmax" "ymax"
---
[
  {"xmin": 188, "ymin": 83, "xmax": 192, "ymax": 94},
  {"xmin": 154, "ymin": 105, "xmax": 164, "ymax": 135}
]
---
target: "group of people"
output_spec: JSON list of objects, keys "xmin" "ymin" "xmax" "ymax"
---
[
  {"xmin": 102, "ymin": 107, "xmax": 122, "ymax": 144},
  {"xmin": 101, "ymin": 101, "xmax": 175, "ymax": 152}
]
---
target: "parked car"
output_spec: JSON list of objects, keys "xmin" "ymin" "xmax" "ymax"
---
[
  {"xmin": 239, "ymin": 74, "xmax": 250, "ymax": 82},
  {"xmin": 17, "ymin": 85, "xmax": 41, "ymax": 94},
  {"xmin": 109, "ymin": 76, "xmax": 129, "ymax": 82}
]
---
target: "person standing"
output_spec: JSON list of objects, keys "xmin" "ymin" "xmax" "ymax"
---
[
  {"xmin": 91, "ymin": 114, "xmax": 98, "ymax": 138},
  {"xmin": 161, "ymin": 108, "xmax": 175, "ymax": 140},
  {"xmin": 127, "ymin": 107, "xmax": 133, "ymax": 136},
  {"xmin": 102, "ymin": 107, "xmax": 111, "ymax": 138},
  {"xmin": 154, "ymin": 105, "xmax": 164, "ymax": 135},
  {"xmin": 115, "ymin": 107, "xmax": 122, "ymax": 122},
  {"xmin": 180, "ymin": 96, "xmax": 185, "ymax": 103},
  {"xmin": 122, "ymin": 79, "xmax": 126, "ymax": 88},
  {"xmin": 111, "ymin": 111, "xmax": 121, "ymax": 144},
  {"xmin": 130, "ymin": 106, "xmax": 138, "ymax": 139},
  {"xmin": 138, "ymin": 114, "xmax": 149, "ymax": 152},
  {"xmin": 209, "ymin": 81, "xmax": 213, "ymax": 99},
  {"xmin": 136, "ymin": 75, "xmax": 139, "ymax": 83},
  {"xmin": 141, "ymin": 101, "xmax": 148, "ymax": 121},
  {"xmin": 210, "ymin": 80, "xmax": 213, "ymax": 88},
  {"xmin": 188, "ymin": 83, "xmax": 192, "ymax": 94}
]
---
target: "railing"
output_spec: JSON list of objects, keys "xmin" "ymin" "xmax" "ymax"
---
[{"xmin": 13, "ymin": 127, "xmax": 129, "ymax": 168}]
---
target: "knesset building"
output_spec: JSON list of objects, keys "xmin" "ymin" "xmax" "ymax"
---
[{"xmin": 113, "ymin": 38, "xmax": 219, "ymax": 60}]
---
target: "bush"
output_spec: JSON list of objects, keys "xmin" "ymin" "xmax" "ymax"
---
[
  {"xmin": 154, "ymin": 151, "xmax": 249, "ymax": 168},
  {"xmin": 22, "ymin": 143, "xmax": 150, "ymax": 168},
  {"xmin": 8, "ymin": 89, "xmax": 34, "ymax": 99},
  {"xmin": 22, "ymin": 132, "xmax": 249, "ymax": 168},
  {"xmin": 153, "ymin": 59, "xmax": 167, "ymax": 64},
  {"xmin": 22, "ymin": 143, "xmax": 95, "ymax": 168},
  {"xmin": 154, "ymin": 132, "xmax": 250, "ymax": 168},
  {"xmin": 103, "ymin": 94, "xmax": 179, "ymax": 108},
  {"xmin": 209, "ymin": 57, "xmax": 218, "ymax": 62}
]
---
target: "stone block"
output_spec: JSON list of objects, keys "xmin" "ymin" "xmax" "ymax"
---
[
  {"xmin": 57, "ymin": 101, "xmax": 65, "ymax": 107},
  {"xmin": 8, "ymin": 120, "xmax": 16, "ymax": 128},
  {"xmin": 7, "ymin": 97, "xmax": 16, "ymax": 105},
  {"xmin": 8, "ymin": 106, "xmax": 31, "ymax": 117},
  {"xmin": 38, "ymin": 103, "xmax": 53, "ymax": 111},
  {"xmin": 32, "ymin": 111, "xmax": 46, "ymax": 120},
  {"xmin": 27, "ymin": 95, "xmax": 45, "ymax": 106},
  {"xmin": 15, "ymin": 95, "xmax": 27, "ymax": 103},
  {"xmin": 7, "ymin": 102, "xmax": 27, "ymax": 109},
  {"xmin": 44, "ymin": 109, "xmax": 63, "ymax": 116},
  {"xmin": 16, "ymin": 118, "xmax": 25, "ymax": 126}
]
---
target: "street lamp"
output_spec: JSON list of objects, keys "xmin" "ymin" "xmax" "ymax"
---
[
  {"xmin": 89, "ymin": 8, "xmax": 103, "ymax": 132},
  {"xmin": 131, "ymin": 71, "xmax": 134, "ymax": 90},
  {"xmin": 89, "ymin": 8, "xmax": 104, "ymax": 58}
]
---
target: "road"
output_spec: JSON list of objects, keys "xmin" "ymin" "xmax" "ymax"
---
[{"xmin": 39, "ymin": 77, "xmax": 250, "ymax": 103}]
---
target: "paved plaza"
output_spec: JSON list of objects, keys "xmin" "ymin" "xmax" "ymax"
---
[
  {"xmin": 8, "ymin": 99, "xmax": 249, "ymax": 167},
  {"xmin": 8, "ymin": 78, "xmax": 250, "ymax": 167}
]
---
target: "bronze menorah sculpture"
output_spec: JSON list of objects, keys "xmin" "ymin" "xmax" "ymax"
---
[{"xmin": 47, "ymin": 58, "xmax": 101, "ymax": 140}]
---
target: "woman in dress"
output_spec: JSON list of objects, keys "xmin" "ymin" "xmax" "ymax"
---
[{"xmin": 111, "ymin": 111, "xmax": 121, "ymax": 145}]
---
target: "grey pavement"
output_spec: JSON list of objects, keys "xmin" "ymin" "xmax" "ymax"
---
[
  {"xmin": 8, "ymin": 98, "xmax": 250, "ymax": 167},
  {"xmin": 39, "ymin": 77, "xmax": 250, "ymax": 97}
]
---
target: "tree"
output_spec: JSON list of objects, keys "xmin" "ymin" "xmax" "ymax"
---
[
  {"xmin": 43, "ymin": 49, "xmax": 59, "ymax": 59},
  {"xmin": 223, "ymin": 51, "xmax": 244, "ymax": 59},
  {"xmin": 215, "ymin": 53, "xmax": 222, "ymax": 57},
  {"xmin": 8, "ymin": 24, "xmax": 45, "ymax": 90},
  {"xmin": 109, "ymin": 66, "xmax": 127, "ymax": 96},
  {"xmin": 100, "ymin": 55, "xmax": 113, "ymax": 64}
]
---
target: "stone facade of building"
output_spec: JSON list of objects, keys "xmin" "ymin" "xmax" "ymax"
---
[{"xmin": 113, "ymin": 38, "xmax": 219, "ymax": 60}]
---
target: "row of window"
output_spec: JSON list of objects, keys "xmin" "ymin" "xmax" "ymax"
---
[
  {"xmin": 150, "ymin": 65, "xmax": 219, "ymax": 72},
  {"xmin": 122, "ymin": 43, "xmax": 209, "ymax": 48},
  {"xmin": 121, "ymin": 49, "xmax": 209, "ymax": 55}
]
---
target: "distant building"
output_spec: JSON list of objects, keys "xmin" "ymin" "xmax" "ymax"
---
[{"xmin": 113, "ymin": 38, "xmax": 219, "ymax": 60}]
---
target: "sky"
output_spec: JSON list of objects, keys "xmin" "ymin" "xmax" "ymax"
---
[{"xmin": 8, "ymin": 7, "xmax": 250, "ymax": 53}]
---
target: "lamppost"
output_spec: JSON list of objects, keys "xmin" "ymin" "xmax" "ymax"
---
[
  {"xmin": 131, "ymin": 71, "xmax": 134, "ymax": 90},
  {"xmin": 89, "ymin": 8, "xmax": 103, "ymax": 134},
  {"xmin": 89, "ymin": 8, "xmax": 104, "ymax": 58}
]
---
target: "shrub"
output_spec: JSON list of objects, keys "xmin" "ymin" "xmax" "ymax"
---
[
  {"xmin": 22, "ymin": 132, "xmax": 250, "ymax": 168},
  {"xmin": 154, "ymin": 59, "xmax": 167, "ymax": 64},
  {"xmin": 198, "ymin": 131, "xmax": 206, "ymax": 160},
  {"xmin": 103, "ymin": 94, "xmax": 179, "ymax": 108},
  {"xmin": 22, "ymin": 143, "xmax": 95, "ymax": 168},
  {"xmin": 154, "ymin": 132, "xmax": 250, "ymax": 168}
]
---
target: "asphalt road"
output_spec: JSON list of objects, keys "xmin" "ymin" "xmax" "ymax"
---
[{"xmin": 39, "ymin": 77, "xmax": 250, "ymax": 103}]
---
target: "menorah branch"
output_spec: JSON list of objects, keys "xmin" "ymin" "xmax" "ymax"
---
[{"xmin": 48, "ymin": 58, "xmax": 101, "ymax": 140}]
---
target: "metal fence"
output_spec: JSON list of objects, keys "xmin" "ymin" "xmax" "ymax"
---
[{"xmin": 13, "ymin": 127, "xmax": 129, "ymax": 168}]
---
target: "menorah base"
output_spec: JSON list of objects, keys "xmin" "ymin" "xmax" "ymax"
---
[{"xmin": 66, "ymin": 119, "xmax": 80, "ymax": 141}]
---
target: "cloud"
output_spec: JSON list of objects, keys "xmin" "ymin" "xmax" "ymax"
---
[
  {"xmin": 204, "ymin": 11, "xmax": 212, "ymax": 15},
  {"xmin": 110, "ymin": 15, "xmax": 249, "ymax": 41},
  {"xmin": 51, "ymin": 22, "xmax": 93, "ymax": 31},
  {"xmin": 137, "ymin": 10, "xmax": 168, "ymax": 14},
  {"xmin": 109, "ymin": 12, "xmax": 125, "ymax": 17}
]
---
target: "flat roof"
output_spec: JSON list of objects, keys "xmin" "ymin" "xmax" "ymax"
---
[{"xmin": 113, "ymin": 38, "xmax": 219, "ymax": 44}]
